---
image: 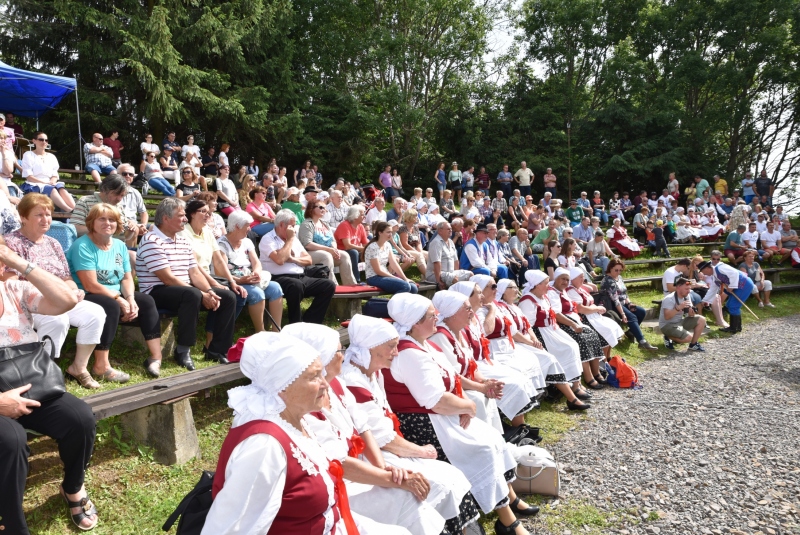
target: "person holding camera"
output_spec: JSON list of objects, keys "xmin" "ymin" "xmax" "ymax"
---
[{"xmin": 659, "ymin": 276, "xmax": 707, "ymax": 352}]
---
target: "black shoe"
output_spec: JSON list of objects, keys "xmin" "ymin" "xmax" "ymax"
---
[
  {"xmin": 494, "ymin": 518, "xmax": 521, "ymax": 535},
  {"xmin": 585, "ymin": 379, "xmax": 604, "ymax": 390},
  {"xmin": 718, "ymin": 325, "xmax": 736, "ymax": 333},
  {"xmin": 566, "ymin": 398, "xmax": 591, "ymax": 411},
  {"xmin": 510, "ymin": 496, "xmax": 540, "ymax": 517},
  {"xmin": 574, "ymin": 389, "xmax": 593, "ymax": 401},
  {"xmin": 594, "ymin": 374, "xmax": 607, "ymax": 384},
  {"xmin": 206, "ymin": 351, "xmax": 230, "ymax": 364},
  {"xmin": 174, "ymin": 349, "xmax": 196, "ymax": 371}
]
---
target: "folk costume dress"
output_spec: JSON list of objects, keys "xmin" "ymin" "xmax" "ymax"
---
[
  {"xmin": 386, "ymin": 335, "xmax": 517, "ymax": 515},
  {"xmin": 566, "ymin": 277, "xmax": 624, "ymax": 348},
  {"xmin": 546, "ymin": 283, "xmax": 606, "ymax": 361},
  {"xmin": 304, "ymin": 376, "xmax": 446, "ymax": 535},
  {"xmin": 429, "ymin": 322, "xmax": 504, "ymax": 432},
  {"xmin": 608, "ymin": 225, "xmax": 641, "ymax": 259},
  {"xmin": 518, "ymin": 291, "xmax": 583, "ymax": 383},
  {"xmin": 493, "ymin": 294, "xmax": 550, "ymax": 393},
  {"xmin": 700, "ymin": 210, "xmax": 725, "ymax": 240}
]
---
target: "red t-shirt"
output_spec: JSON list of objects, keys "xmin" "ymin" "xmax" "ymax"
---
[
  {"xmin": 334, "ymin": 222, "xmax": 367, "ymax": 250},
  {"xmin": 104, "ymin": 138, "xmax": 123, "ymax": 159}
]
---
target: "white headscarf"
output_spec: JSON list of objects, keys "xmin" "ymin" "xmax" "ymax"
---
[
  {"xmin": 388, "ymin": 293, "xmax": 432, "ymax": 336},
  {"xmin": 432, "ymin": 290, "xmax": 468, "ymax": 321},
  {"xmin": 522, "ymin": 269, "xmax": 549, "ymax": 295},
  {"xmin": 451, "ymin": 281, "xmax": 479, "ymax": 298},
  {"xmin": 227, "ymin": 332, "xmax": 320, "ymax": 423},
  {"xmin": 346, "ymin": 314, "xmax": 399, "ymax": 368},
  {"xmin": 496, "ymin": 278, "xmax": 516, "ymax": 302},
  {"xmin": 282, "ymin": 323, "xmax": 341, "ymax": 371},
  {"xmin": 416, "ymin": 200, "xmax": 427, "ymax": 210},
  {"xmin": 569, "ymin": 266, "xmax": 584, "ymax": 284},
  {"xmin": 471, "ymin": 274, "xmax": 495, "ymax": 291},
  {"xmin": 553, "ymin": 267, "xmax": 571, "ymax": 281}
]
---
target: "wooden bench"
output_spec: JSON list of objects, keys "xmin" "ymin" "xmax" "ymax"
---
[{"xmin": 327, "ymin": 282, "xmax": 437, "ymax": 321}]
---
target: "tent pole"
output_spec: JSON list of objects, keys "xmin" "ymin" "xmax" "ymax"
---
[{"xmin": 74, "ymin": 78, "xmax": 83, "ymax": 170}]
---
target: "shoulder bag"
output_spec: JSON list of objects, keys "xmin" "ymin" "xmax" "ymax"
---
[{"xmin": 0, "ymin": 336, "xmax": 64, "ymax": 402}]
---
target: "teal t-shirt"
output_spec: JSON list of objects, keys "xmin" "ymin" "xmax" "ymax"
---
[
  {"xmin": 66, "ymin": 234, "xmax": 130, "ymax": 292},
  {"xmin": 724, "ymin": 231, "xmax": 742, "ymax": 250}
]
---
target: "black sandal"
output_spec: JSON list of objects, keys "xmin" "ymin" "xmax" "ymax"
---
[
  {"xmin": 510, "ymin": 496, "xmax": 540, "ymax": 516},
  {"xmin": 494, "ymin": 518, "xmax": 521, "ymax": 535},
  {"xmin": 60, "ymin": 486, "xmax": 98, "ymax": 531}
]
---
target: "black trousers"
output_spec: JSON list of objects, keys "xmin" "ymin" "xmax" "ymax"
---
[
  {"xmin": 148, "ymin": 285, "xmax": 237, "ymax": 354},
  {"xmin": 0, "ymin": 393, "xmax": 96, "ymax": 535},
  {"xmin": 83, "ymin": 291, "xmax": 161, "ymax": 350},
  {"xmin": 272, "ymin": 274, "xmax": 336, "ymax": 324}
]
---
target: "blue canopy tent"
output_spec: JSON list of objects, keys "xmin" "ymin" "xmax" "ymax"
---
[{"xmin": 0, "ymin": 60, "xmax": 83, "ymax": 167}]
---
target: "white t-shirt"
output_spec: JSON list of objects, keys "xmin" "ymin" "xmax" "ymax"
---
[
  {"xmin": 21, "ymin": 151, "xmax": 60, "ymax": 184},
  {"xmin": 755, "ymin": 221, "xmax": 768, "ymax": 234},
  {"xmin": 216, "ymin": 177, "xmax": 239, "ymax": 207},
  {"xmin": 218, "ymin": 151, "xmax": 229, "ymax": 167},
  {"xmin": 514, "ymin": 168, "xmax": 534, "ymax": 187},
  {"xmin": 364, "ymin": 241, "xmax": 391, "ymax": 279},
  {"xmin": 181, "ymin": 144, "xmax": 201, "ymax": 159},
  {"xmin": 259, "ymin": 231, "xmax": 306, "ymax": 275},
  {"xmin": 140, "ymin": 142, "xmax": 159, "ymax": 156},
  {"xmin": 760, "ymin": 230, "xmax": 782, "ymax": 248},
  {"xmin": 365, "ymin": 207, "xmax": 387, "ymax": 228},
  {"xmin": 741, "ymin": 230, "xmax": 759, "ymax": 249},
  {"xmin": 662, "ymin": 266, "xmax": 682, "ymax": 295}
]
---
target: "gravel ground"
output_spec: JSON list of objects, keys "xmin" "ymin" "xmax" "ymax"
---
[{"xmin": 527, "ymin": 316, "xmax": 800, "ymax": 535}]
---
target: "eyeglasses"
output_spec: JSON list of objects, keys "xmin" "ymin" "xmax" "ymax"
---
[
  {"xmin": 36, "ymin": 138, "xmax": 48, "ymax": 142},
  {"xmin": 182, "ymin": 170, "xmax": 193, "ymax": 174},
  {"xmin": 121, "ymin": 172, "xmax": 135, "ymax": 177},
  {"xmin": 196, "ymin": 209, "xmax": 210, "ymax": 215},
  {"xmin": 316, "ymin": 206, "xmax": 327, "ymax": 211}
]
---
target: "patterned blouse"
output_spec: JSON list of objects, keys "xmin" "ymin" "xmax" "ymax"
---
[
  {"xmin": 4, "ymin": 231, "xmax": 70, "ymax": 280},
  {"xmin": 600, "ymin": 275, "xmax": 631, "ymax": 308},
  {"xmin": 0, "ymin": 280, "xmax": 44, "ymax": 347}
]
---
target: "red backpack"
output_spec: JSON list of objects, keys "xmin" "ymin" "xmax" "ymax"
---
[{"xmin": 606, "ymin": 355, "xmax": 641, "ymax": 389}]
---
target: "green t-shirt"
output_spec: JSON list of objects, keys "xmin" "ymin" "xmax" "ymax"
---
[
  {"xmin": 565, "ymin": 207, "xmax": 584, "ymax": 224},
  {"xmin": 66, "ymin": 234, "xmax": 130, "ymax": 292},
  {"xmin": 282, "ymin": 201, "xmax": 305, "ymax": 224},
  {"xmin": 695, "ymin": 179, "xmax": 710, "ymax": 197},
  {"xmin": 532, "ymin": 228, "xmax": 552, "ymax": 245},
  {"xmin": 724, "ymin": 231, "xmax": 742, "ymax": 250}
]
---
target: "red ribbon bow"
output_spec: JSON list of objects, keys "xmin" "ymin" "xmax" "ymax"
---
[
  {"xmin": 454, "ymin": 375, "xmax": 464, "ymax": 398},
  {"xmin": 385, "ymin": 409, "xmax": 404, "ymax": 438},
  {"xmin": 348, "ymin": 434, "xmax": 365, "ymax": 458},
  {"xmin": 548, "ymin": 309, "xmax": 558, "ymax": 329},
  {"xmin": 328, "ymin": 460, "xmax": 360, "ymax": 535},
  {"xmin": 479, "ymin": 335, "xmax": 493, "ymax": 364},
  {"xmin": 502, "ymin": 316, "xmax": 515, "ymax": 347},
  {"xmin": 466, "ymin": 358, "xmax": 478, "ymax": 381}
]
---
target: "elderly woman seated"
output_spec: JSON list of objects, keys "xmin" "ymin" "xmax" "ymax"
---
[
  {"xmin": 217, "ymin": 210, "xmax": 284, "ymax": 331},
  {"xmin": 66, "ymin": 203, "xmax": 164, "ymax": 378},
  {"xmin": 299, "ymin": 198, "xmax": 359, "ymax": 286},
  {"xmin": 201, "ymin": 332, "xmax": 409, "ymax": 535},
  {"xmin": 0, "ymin": 240, "xmax": 99, "ymax": 533},
  {"xmin": 334, "ymin": 205, "xmax": 369, "ymax": 284},
  {"xmin": 385, "ymin": 293, "xmax": 538, "ymax": 535}
]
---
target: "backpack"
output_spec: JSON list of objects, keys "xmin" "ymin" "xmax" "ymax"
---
[
  {"xmin": 162, "ymin": 471, "xmax": 214, "ymax": 534},
  {"xmin": 606, "ymin": 355, "xmax": 641, "ymax": 389}
]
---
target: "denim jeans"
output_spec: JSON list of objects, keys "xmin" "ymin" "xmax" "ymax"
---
[
  {"xmin": 148, "ymin": 177, "xmax": 176, "ymax": 196},
  {"xmin": 622, "ymin": 305, "xmax": 646, "ymax": 342},
  {"xmin": 344, "ymin": 248, "xmax": 360, "ymax": 283},
  {"xmin": 594, "ymin": 208, "xmax": 608, "ymax": 225},
  {"xmin": 252, "ymin": 222, "xmax": 274, "ymax": 236},
  {"xmin": 472, "ymin": 265, "xmax": 510, "ymax": 279},
  {"xmin": 366, "ymin": 276, "xmax": 418, "ymax": 295}
]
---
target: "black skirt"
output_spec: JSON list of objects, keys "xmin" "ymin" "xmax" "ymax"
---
[{"xmin": 559, "ymin": 322, "xmax": 605, "ymax": 362}]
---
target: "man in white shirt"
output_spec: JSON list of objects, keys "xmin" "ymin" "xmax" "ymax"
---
[
  {"xmin": 459, "ymin": 223, "xmax": 509, "ymax": 279},
  {"xmin": 657, "ymin": 189, "xmax": 674, "ymax": 206},
  {"xmin": 662, "ymin": 258, "xmax": 702, "ymax": 304},
  {"xmin": 659, "ymin": 276, "xmax": 707, "ymax": 352},
  {"xmin": 741, "ymin": 222, "xmax": 770, "ymax": 262},
  {"xmin": 699, "ymin": 259, "xmax": 754, "ymax": 334},
  {"xmin": 426, "ymin": 221, "xmax": 472, "ymax": 289},
  {"xmin": 760, "ymin": 221, "xmax": 786, "ymax": 260},
  {"xmin": 514, "ymin": 161, "xmax": 534, "ymax": 198},
  {"xmin": 486, "ymin": 223, "xmax": 511, "ymax": 276},
  {"xmin": 755, "ymin": 213, "xmax": 768, "ymax": 234},
  {"xmin": 364, "ymin": 196, "xmax": 387, "ymax": 234},
  {"xmin": 259, "ymin": 209, "xmax": 336, "ymax": 324}
]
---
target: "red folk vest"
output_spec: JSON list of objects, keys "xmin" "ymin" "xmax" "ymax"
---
[
  {"xmin": 435, "ymin": 326, "xmax": 478, "ymax": 380},
  {"xmin": 519, "ymin": 294, "xmax": 558, "ymax": 329},
  {"xmin": 462, "ymin": 321, "xmax": 493, "ymax": 364},
  {"xmin": 346, "ymin": 377, "xmax": 404, "ymax": 438},
  {"xmin": 211, "ymin": 420, "xmax": 349, "ymax": 535}
]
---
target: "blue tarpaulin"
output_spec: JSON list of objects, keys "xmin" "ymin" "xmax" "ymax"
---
[{"xmin": 0, "ymin": 60, "xmax": 77, "ymax": 118}]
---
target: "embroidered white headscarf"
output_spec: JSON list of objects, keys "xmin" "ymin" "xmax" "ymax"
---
[
  {"xmin": 388, "ymin": 293, "xmax": 432, "ymax": 337},
  {"xmin": 282, "ymin": 323, "xmax": 341, "ymax": 372},
  {"xmin": 471, "ymin": 274, "xmax": 495, "ymax": 291},
  {"xmin": 522, "ymin": 269, "xmax": 549, "ymax": 295},
  {"xmin": 432, "ymin": 290, "xmax": 468, "ymax": 321},
  {"xmin": 346, "ymin": 314, "xmax": 399, "ymax": 368},
  {"xmin": 227, "ymin": 332, "xmax": 320, "ymax": 424}
]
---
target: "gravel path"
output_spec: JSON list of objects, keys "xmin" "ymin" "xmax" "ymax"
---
[{"xmin": 529, "ymin": 316, "xmax": 800, "ymax": 535}]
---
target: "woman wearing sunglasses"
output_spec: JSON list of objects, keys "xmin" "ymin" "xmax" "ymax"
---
[{"xmin": 20, "ymin": 131, "xmax": 76, "ymax": 212}]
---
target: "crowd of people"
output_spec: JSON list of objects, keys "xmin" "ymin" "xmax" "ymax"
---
[{"xmin": 0, "ymin": 126, "xmax": 798, "ymax": 533}]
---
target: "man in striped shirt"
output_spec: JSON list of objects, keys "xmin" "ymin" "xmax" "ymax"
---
[{"xmin": 136, "ymin": 198, "xmax": 237, "ymax": 370}]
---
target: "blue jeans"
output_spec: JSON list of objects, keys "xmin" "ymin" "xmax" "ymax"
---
[
  {"xmin": 517, "ymin": 254, "xmax": 540, "ymax": 286},
  {"xmin": 86, "ymin": 163, "xmax": 116, "ymax": 176},
  {"xmin": 472, "ymin": 265, "xmax": 510, "ymax": 279},
  {"xmin": 500, "ymin": 183, "xmax": 513, "ymax": 200},
  {"xmin": 384, "ymin": 186, "xmax": 396, "ymax": 199},
  {"xmin": 744, "ymin": 195, "xmax": 755, "ymax": 204},
  {"xmin": 367, "ymin": 276, "xmax": 418, "ymax": 295},
  {"xmin": 148, "ymin": 177, "xmax": 176, "ymax": 196},
  {"xmin": 344, "ymin": 248, "xmax": 360, "ymax": 283},
  {"xmin": 594, "ymin": 209, "xmax": 608, "ymax": 225},
  {"xmin": 252, "ymin": 223, "xmax": 274, "ymax": 236},
  {"xmin": 545, "ymin": 187, "xmax": 557, "ymax": 197},
  {"xmin": 519, "ymin": 185, "xmax": 531, "ymax": 198},
  {"xmin": 622, "ymin": 304, "xmax": 646, "ymax": 342},
  {"xmin": 480, "ymin": 188, "xmax": 490, "ymax": 197},
  {"xmin": 207, "ymin": 282, "xmax": 283, "ymax": 331},
  {"xmin": 593, "ymin": 256, "xmax": 610, "ymax": 273}
]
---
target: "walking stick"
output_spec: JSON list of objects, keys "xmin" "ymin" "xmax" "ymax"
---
[{"xmin": 727, "ymin": 289, "xmax": 759, "ymax": 320}]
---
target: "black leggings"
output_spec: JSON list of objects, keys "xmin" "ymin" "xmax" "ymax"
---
[
  {"xmin": 83, "ymin": 291, "xmax": 161, "ymax": 350},
  {"xmin": 0, "ymin": 393, "xmax": 96, "ymax": 534}
]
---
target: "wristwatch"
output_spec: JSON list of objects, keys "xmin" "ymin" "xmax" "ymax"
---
[{"xmin": 23, "ymin": 262, "xmax": 37, "ymax": 276}]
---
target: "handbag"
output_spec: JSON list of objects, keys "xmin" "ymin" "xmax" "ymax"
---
[
  {"xmin": 0, "ymin": 336, "xmax": 64, "ymax": 402},
  {"xmin": 304, "ymin": 264, "xmax": 331, "ymax": 279},
  {"xmin": 162, "ymin": 471, "xmax": 214, "ymax": 534},
  {"xmin": 511, "ymin": 445, "xmax": 561, "ymax": 497}
]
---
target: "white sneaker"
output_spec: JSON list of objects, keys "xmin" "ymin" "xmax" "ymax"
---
[
  {"xmin": 766, "ymin": 302, "xmax": 775, "ymax": 308},
  {"xmin": 758, "ymin": 302, "xmax": 764, "ymax": 308}
]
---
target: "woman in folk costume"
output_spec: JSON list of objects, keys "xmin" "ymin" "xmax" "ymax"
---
[
  {"xmin": 699, "ymin": 206, "xmax": 725, "ymax": 240},
  {"xmin": 339, "ymin": 314, "xmax": 476, "ymax": 535},
  {"xmin": 202, "ymin": 332, "xmax": 407, "ymax": 535},
  {"xmin": 428, "ymin": 290, "xmax": 505, "ymax": 432},
  {"xmin": 566, "ymin": 267, "xmax": 624, "ymax": 363},
  {"xmin": 450, "ymin": 280, "xmax": 545, "ymax": 429},
  {"xmin": 470, "ymin": 275, "xmax": 546, "ymax": 425},
  {"xmin": 672, "ymin": 207, "xmax": 700, "ymax": 242},
  {"xmin": 547, "ymin": 268, "xmax": 607, "ymax": 390},
  {"xmin": 607, "ymin": 218, "xmax": 641, "ymax": 258},
  {"xmin": 517, "ymin": 270, "xmax": 591, "ymax": 411},
  {"xmin": 386, "ymin": 294, "xmax": 539, "ymax": 535},
  {"xmin": 283, "ymin": 323, "xmax": 445, "ymax": 535}
]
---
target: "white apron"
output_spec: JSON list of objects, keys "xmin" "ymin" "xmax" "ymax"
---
[
  {"xmin": 518, "ymin": 293, "xmax": 582, "ymax": 382},
  {"xmin": 566, "ymin": 285, "xmax": 624, "ymax": 347}
]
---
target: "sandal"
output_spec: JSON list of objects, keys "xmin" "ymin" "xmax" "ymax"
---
[
  {"xmin": 65, "ymin": 370, "xmax": 100, "ymax": 389},
  {"xmin": 143, "ymin": 358, "xmax": 162, "ymax": 378},
  {"xmin": 92, "ymin": 367, "xmax": 130, "ymax": 384},
  {"xmin": 59, "ymin": 486, "xmax": 98, "ymax": 531}
]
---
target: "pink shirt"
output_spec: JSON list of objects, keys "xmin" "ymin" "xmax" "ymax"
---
[{"xmin": 246, "ymin": 201, "xmax": 275, "ymax": 228}]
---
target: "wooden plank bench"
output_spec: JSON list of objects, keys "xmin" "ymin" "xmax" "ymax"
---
[{"xmin": 327, "ymin": 282, "xmax": 437, "ymax": 321}]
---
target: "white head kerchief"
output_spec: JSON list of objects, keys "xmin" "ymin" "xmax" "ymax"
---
[
  {"xmin": 228, "ymin": 332, "xmax": 320, "ymax": 422},
  {"xmin": 416, "ymin": 200, "xmax": 427, "ymax": 210},
  {"xmin": 471, "ymin": 274, "xmax": 495, "ymax": 291},
  {"xmin": 282, "ymin": 323, "xmax": 341, "ymax": 371},
  {"xmin": 569, "ymin": 266, "xmax": 584, "ymax": 284},
  {"xmin": 388, "ymin": 293, "xmax": 432, "ymax": 336},
  {"xmin": 346, "ymin": 314, "xmax": 399, "ymax": 368},
  {"xmin": 451, "ymin": 281, "xmax": 479, "ymax": 298},
  {"xmin": 553, "ymin": 267, "xmax": 571, "ymax": 282},
  {"xmin": 522, "ymin": 269, "xmax": 549, "ymax": 295},
  {"xmin": 432, "ymin": 290, "xmax": 468, "ymax": 321},
  {"xmin": 496, "ymin": 278, "xmax": 516, "ymax": 302}
]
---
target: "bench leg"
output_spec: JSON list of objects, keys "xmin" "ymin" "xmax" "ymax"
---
[
  {"xmin": 327, "ymin": 298, "xmax": 361, "ymax": 322},
  {"xmin": 118, "ymin": 317, "xmax": 176, "ymax": 357},
  {"xmin": 120, "ymin": 398, "xmax": 201, "ymax": 465}
]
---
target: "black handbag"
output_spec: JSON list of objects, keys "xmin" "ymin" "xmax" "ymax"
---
[
  {"xmin": 304, "ymin": 264, "xmax": 331, "ymax": 279},
  {"xmin": 162, "ymin": 471, "xmax": 214, "ymax": 534},
  {"xmin": 0, "ymin": 336, "xmax": 64, "ymax": 402}
]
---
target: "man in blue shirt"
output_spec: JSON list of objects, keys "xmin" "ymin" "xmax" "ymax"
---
[{"xmin": 496, "ymin": 164, "xmax": 514, "ymax": 200}]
